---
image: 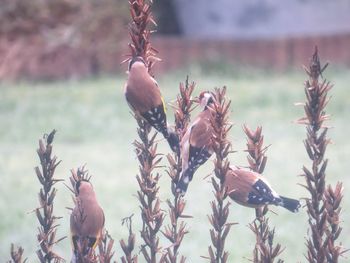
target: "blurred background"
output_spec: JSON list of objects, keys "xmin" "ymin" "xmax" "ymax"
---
[
  {"xmin": 0, "ymin": 0, "xmax": 349, "ymax": 262},
  {"xmin": 1, "ymin": 0, "xmax": 350, "ymax": 80}
]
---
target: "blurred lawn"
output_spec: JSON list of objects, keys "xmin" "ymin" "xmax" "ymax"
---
[{"xmin": 0, "ymin": 66, "xmax": 349, "ymax": 262}]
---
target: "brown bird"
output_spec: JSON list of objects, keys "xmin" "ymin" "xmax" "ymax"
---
[
  {"xmin": 176, "ymin": 91, "xmax": 215, "ymax": 195},
  {"xmin": 124, "ymin": 56, "xmax": 179, "ymax": 153},
  {"xmin": 224, "ymin": 166, "xmax": 301, "ymax": 212},
  {"xmin": 70, "ymin": 180, "xmax": 105, "ymax": 258}
]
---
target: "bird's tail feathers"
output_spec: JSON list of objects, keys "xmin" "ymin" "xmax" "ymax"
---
[
  {"xmin": 176, "ymin": 169, "xmax": 194, "ymax": 196},
  {"xmin": 71, "ymin": 236, "xmax": 97, "ymax": 260},
  {"xmin": 164, "ymin": 127, "xmax": 180, "ymax": 154},
  {"xmin": 280, "ymin": 196, "xmax": 301, "ymax": 213}
]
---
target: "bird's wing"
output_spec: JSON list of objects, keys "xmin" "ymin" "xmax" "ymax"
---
[
  {"xmin": 92, "ymin": 206, "xmax": 106, "ymax": 248},
  {"xmin": 125, "ymin": 92, "xmax": 137, "ymax": 114},
  {"xmin": 185, "ymin": 120, "xmax": 213, "ymax": 169},
  {"xmin": 140, "ymin": 102, "xmax": 168, "ymax": 135},
  {"xmin": 125, "ymin": 73, "xmax": 162, "ymax": 113},
  {"xmin": 189, "ymin": 118, "xmax": 212, "ymax": 149},
  {"xmin": 247, "ymin": 177, "xmax": 276, "ymax": 205},
  {"xmin": 180, "ymin": 128, "xmax": 191, "ymax": 171},
  {"xmin": 225, "ymin": 170, "xmax": 246, "ymax": 195},
  {"xmin": 125, "ymin": 81, "xmax": 168, "ymax": 134},
  {"xmin": 102, "ymin": 209, "xmax": 105, "ymax": 228}
]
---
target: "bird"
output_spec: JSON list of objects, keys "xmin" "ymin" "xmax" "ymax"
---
[
  {"xmin": 124, "ymin": 56, "xmax": 179, "ymax": 153},
  {"xmin": 224, "ymin": 166, "xmax": 301, "ymax": 213},
  {"xmin": 70, "ymin": 180, "xmax": 105, "ymax": 259},
  {"xmin": 176, "ymin": 91, "xmax": 215, "ymax": 195}
]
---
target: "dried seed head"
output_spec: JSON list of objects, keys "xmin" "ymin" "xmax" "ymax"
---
[
  {"xmin": 34, "ymin": 131, "xmax": 65, "ymax": 262},
  {"xmin": 299, "ymin": 47, "xmax": 344, "ymax": 263},
  {"xmin": 207, "ymin": 87, "xmax": 234, "ymax": 261},
  {"xmin": 8, "ymin": 244, "xmax": 27, "ymax": 263},
  {"xmin": 124, "ymin": 0, "xmax": 159, "ymax": 73}
]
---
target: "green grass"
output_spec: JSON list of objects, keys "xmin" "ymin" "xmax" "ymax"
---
[{"xmin": 0, "ymin": 67, "xmax": 349, "ymax": 262}]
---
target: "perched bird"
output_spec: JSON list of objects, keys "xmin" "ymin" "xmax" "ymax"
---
[
  {"xmin": 176, "ymin": 91, "xmax": 215, "ymax": 195},
  {"xmin": 124, "ymin": 56, "xmax": 179, "ymax": 153},
  {"xmin": 70, "ymin": 180, "xmax": 105, "ymax": 258},
  {"xmin": 224, "ymin": 166, "xmax": 301, "ymax": 212}
]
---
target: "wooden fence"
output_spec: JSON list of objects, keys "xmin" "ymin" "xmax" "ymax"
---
[{"xmin": 0, "ymin": 34, "xmax": 349, "ymax": 80}]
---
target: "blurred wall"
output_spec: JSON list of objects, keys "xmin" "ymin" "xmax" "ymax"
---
[{"xmin": 173, "ymin": 0, "xmax": 350, "ymax": 39}]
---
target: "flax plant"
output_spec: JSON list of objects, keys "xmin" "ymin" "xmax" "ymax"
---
[
  {"xmin": 34, "ymin": 130, "xmax": 65, "ymax": 263},
  {"xmin": 120, "ymin": 214, "xmax": 138, "ymax": 263},
  {"xmin": 123, "ymin": 0, "xmax": 159, "ymax": 72},
  {"xmin": 124, "ymin": 1, "xmax": 164, "ymax": 262},
  {"xmin": 8, "ymin": 244, "xmax": 27, "ymax": 263},
  {"xmin": 297, "ymin": 47, "xmax": 345, "ymax": 262},
  {"xmin": 206, "ymin": 87, "xmax": 234, "ymax": 263},
  {"xmin": 244, "ymin": 125, "xmax": 284, "ymax": 263},
  {"xmin": 162, "ymin": 77, "xmax": 196, "ymax": 262}
]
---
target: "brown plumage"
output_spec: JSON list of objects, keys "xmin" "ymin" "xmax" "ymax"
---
[
  {"xmin": 124, "ymin": 57, "xmax": 179, "ymax": 153},
  {"xmin": 224, "ymin": 166, "xmax": 301, "ymax": 213},
  {"xmin": 176, "ymin": 91, "xmax": 214, "ymax": 195},
  {"xmin": 125, "ymin": 58, "xmax": 163, "ymax": 113},
  {"xmin": 70, "ymin": 180, "xmax": 105, "ymax": 257}
]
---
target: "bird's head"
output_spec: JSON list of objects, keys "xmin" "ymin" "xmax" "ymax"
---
[
  {"xmin": 75, "ymin": 180, "xmax": 94, "ymax": 196},
  {"xmin": 128, "ymin": 56, "xmax": 147, "ymax": 72},
  {"xmin": 198, "ymin": 91, "xmax": 214, "ymax": 109}
]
